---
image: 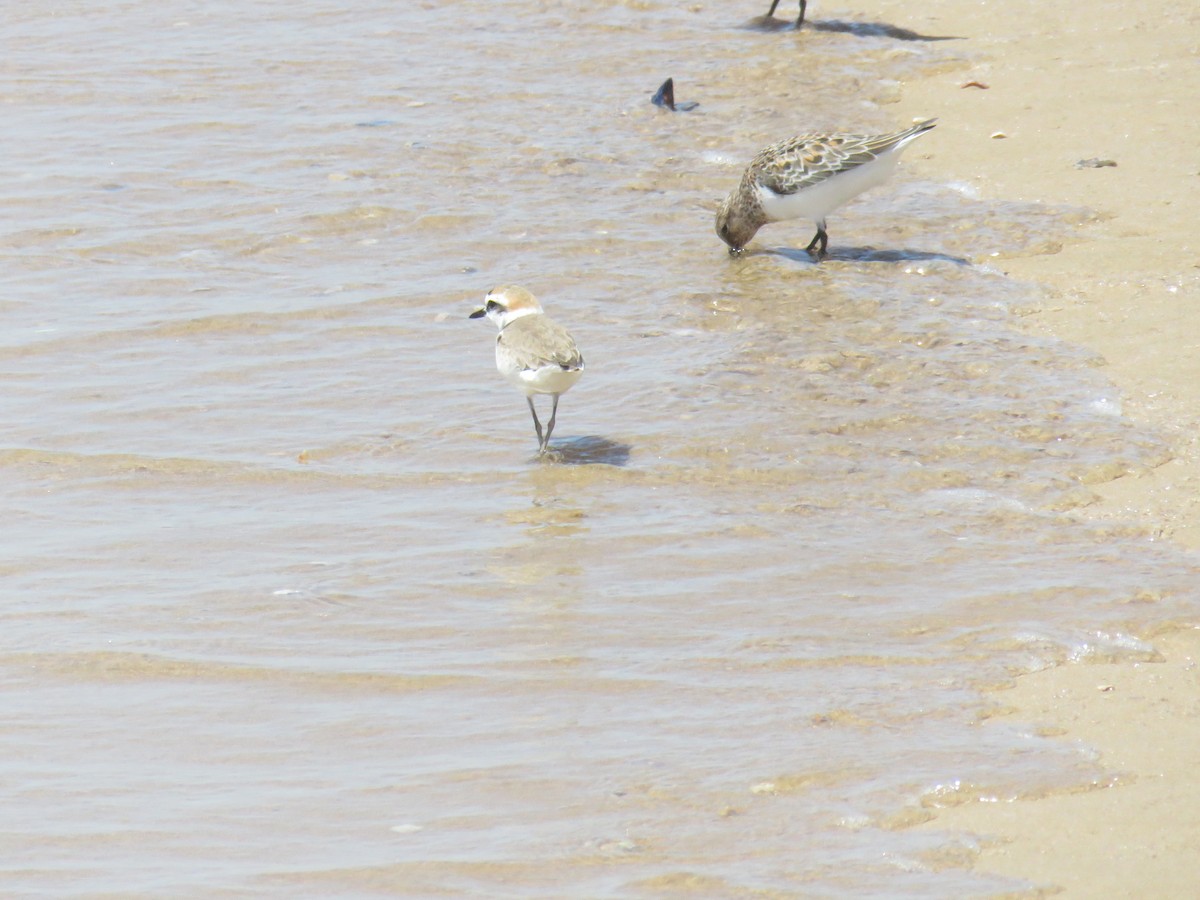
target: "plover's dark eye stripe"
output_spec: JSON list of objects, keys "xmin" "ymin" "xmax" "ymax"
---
[{"xmin": 486, "ymin": 299, "xmax": 501, "ymax": 311}]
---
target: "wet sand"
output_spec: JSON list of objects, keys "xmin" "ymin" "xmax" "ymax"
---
[{"xmin": 869, "ymin": 0, "xmax": 1200, "ymax": 891}]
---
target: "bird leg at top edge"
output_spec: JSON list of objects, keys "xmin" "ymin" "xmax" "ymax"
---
[{"xmin": 766, "ymin": 0, "xmax": 807, "ymax": 26}]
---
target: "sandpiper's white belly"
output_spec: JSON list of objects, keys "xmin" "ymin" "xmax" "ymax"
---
[{"xmin": 757, "ymin": 148, "xmax": 904, "ymax": 224}]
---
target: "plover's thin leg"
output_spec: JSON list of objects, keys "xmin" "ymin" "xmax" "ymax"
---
[
  {"xmin": 766, "ymin": 0, "xmax": 781, "ymax": 15},
  {"xmin": 805, "ymin": 221, "xmax": 829, "ymax": 260},
  {"xmin": 526, "ymin": 395, "xmax": 544, "ymax": 450},
  {"xmin": 542, "ymin": 394, "xmax": 561, "ymax": 452}
]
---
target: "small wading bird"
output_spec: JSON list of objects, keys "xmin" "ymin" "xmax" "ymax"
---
[
  {"xmin": 469, "ymin": 285, "xmax": 584, "ymax": 455},
  {"xmin": 715, "ymin": 118, "xmax": 937, "ymax": 260},
  {"xmin": 765, "ymin": 0, "xmax": 807, "ymax": 27}
]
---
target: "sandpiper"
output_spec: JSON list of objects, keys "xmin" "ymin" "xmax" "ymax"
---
[
  {"xmin": 715, "ymin": 118, "xmax": 936, "ymax": 260},
  {"xmin": 469, "ymin": 285, "xmax": 584, "ymax": 455}
]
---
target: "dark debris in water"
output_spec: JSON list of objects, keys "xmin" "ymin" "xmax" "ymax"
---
[
  {"xmin": 651, "ymin": 78, "xmax": 698, "ymax": 113},
  {"xmin": 1075, "ymin": 158, "xmax": 1118, "ymax": 169}
]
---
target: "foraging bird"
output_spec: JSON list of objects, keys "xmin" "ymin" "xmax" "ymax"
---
[
  {"xmin": 469, "ymin": 285, "xmax": 584, "ymax": 455},
  {"xmin": 715, "ymin": 118, "xmax": 937, "ymax": 260}
]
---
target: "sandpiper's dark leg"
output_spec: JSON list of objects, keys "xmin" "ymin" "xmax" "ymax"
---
[
  {"xmin": 542, "ymin": 394, "xmax": 561, "ymax": 452},
  {"xmin": 766, "ymin": 0, "xmax": 782, "ymax": 16},
  {"xmin": 805, "ymin": 221, "xmax": 828, "ymax": 261},
  {"xmin": 797, "ymin": 0, "xmax": 807, "ymax": 26},
  {"xmin": 526, "ymin": 395, "xmax": 544, "ymax": 450}
]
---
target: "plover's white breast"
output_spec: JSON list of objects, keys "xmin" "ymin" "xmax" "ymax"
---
[{"xmin": 502, "ymin": 362, "xmax": 583, "ymax": 396}]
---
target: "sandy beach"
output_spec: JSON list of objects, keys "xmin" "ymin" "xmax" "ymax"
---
[{"xmin": 858, "ymin": 0, "xmax": 1200, "ymax": 892}]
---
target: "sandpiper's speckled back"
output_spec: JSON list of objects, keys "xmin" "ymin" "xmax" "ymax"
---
[{"xmin": 750, "ymin": 119, "xmax": 936, "ymax": 197}]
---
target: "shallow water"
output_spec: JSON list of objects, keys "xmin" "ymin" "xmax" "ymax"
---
[{"xmin": 1, "ymin": 1, "xmax": 1196, "ymax": 896}]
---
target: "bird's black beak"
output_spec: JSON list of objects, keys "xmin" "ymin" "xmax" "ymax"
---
[{"xmin": 468, "ymin": 307, "xmax": 486, "ymax": 319}]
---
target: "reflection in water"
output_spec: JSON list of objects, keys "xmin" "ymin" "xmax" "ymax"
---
[
  {"xmin": 810, "ymin": 19, "xmax": 964, "ymax": 41},
  {"xmin": 764, "ymin": 246, "xmax": 972, "ymax": 265},
  {"xmin": 744, "ymin": 15, "xmax": 963, "ymax": 41},
  {"xmin": 744, "ymin": 14, "xmax": 798, "ymax": 32},
  {"xmin": 548, "ymin": 435, "xmax": 633, "ymax": 468}
]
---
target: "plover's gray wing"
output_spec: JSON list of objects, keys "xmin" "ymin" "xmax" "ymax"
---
[{"xmin": 498, "ymin": 316, "xmax": 584, "ymax": 372}]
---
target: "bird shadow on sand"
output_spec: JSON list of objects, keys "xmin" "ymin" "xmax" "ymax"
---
[
  {"xmin": 540, "ymin": 436, "xmax": 632, "ymax": 467},
  {"xmin": 744, "ymin": 16, "xmax": 962, "ymax": 41},
  {"xmin": 765, "ymin": 246, "xmax": 971, "ymax": 265}
]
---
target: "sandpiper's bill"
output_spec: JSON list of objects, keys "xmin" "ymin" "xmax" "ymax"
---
[
  {"xmin": 715, "ymin": 118, "xmax": 936, "ymax": 260},
  {"xmin": 469, "ymin": 285, "xmax": 584, "ymax": 455}
]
